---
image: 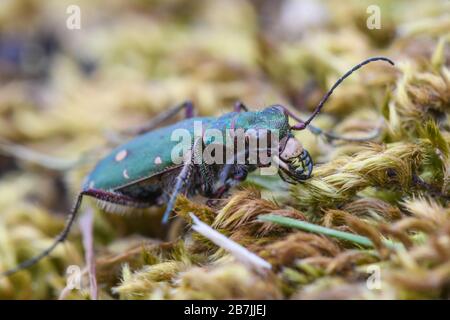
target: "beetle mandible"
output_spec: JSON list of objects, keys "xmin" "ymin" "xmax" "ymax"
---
[{"xmin": 1, "ymin": 57, "xmax": 394, "ymax": 277}]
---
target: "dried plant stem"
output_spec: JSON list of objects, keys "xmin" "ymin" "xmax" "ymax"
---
[
  {"xmin": 190, "ymin": 213, "xmax": 272, "ymax": 272},
  {"xmin": 258, "ymin": 214, "xmax": 400, "ymax": 250},
  {"xmin": 80, "ymin": 209, "xmax": 98, "ymax": 300}
]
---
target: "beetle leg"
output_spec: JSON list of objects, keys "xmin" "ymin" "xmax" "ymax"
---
[
  {"xmin": 131, "ymin": 100, "xmax": 194, "ymax": 134},
  {"xmin": 207, "ymin": 141, "xmax": 252, "ymax": 202},
  {"xmin": 193, "ymin": 138, "xmax": 215, "ymax": 196},
  {"xmin": 161, "ymin": 159, "xmax": 193, "ymax": 224},
  {"xmin": 161, "ymin": 138, "xmax": 201, "ymax": 224},
  {"xmin": 82, "ymin": 188, "xmax": 153, "ymax": 209},
  {"xmin": 205, "ymin": 181, "xmax": 232, "ymax": 207},
  {"xmin": 114, "ymin": 100, "xmax": 195, "ymax": 138},
  {"xmin": 308, "ymin": 123, "xmax": 382, "ymax": 142},
  {"xmin": 219, "ymin": 165, "xmax": 248, "ymax": 194},
  {"xmin": 1, "ymin": 188, "xmax": 151, "ymax": 278},
  {"xmin": 203, "ymin": 164, "xmax": 233, "ymax": 203},
  {"xmin": 218, "ymin": 164, "xmax": 234, "ymax": 185},
  {"xmin": 1, "ymin": 192, "xmax": 84, "ymax": 277},
  {"xmin": 198, "ymin": 162, "xmax": 215, "ymax": 196},
  {"xmin": 206, "ymin": 165, "xmax": 248, "ymax": 206},
  {"xmin": 234, "ymin": 101, "xmax": 248, "ymax": 112}
]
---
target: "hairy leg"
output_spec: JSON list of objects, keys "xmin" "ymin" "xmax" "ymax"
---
[
  {"xmin": 104, "ymin": 100, "xmax": 195, "ymax": 146},
  {"xmin": 112, "ymin": 100, "xmax": 195, "ymax": 139},
  {"xmin": 1, "ymin": 188, "xmax": 151, "ymax": 277},
  {"xmin": 161, "ymin": 138, "xmax": 202, "ymax": 224}
]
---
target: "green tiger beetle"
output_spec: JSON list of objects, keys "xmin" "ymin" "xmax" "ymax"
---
[{"xmin": 1, "ymin": 57, "xmax": 394, "ymax": 277}]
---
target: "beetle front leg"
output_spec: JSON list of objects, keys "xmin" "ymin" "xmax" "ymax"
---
[
  {"xmin": 161, "ymin": 160, "xmax": 193, "ymax": 224},
  {"xmin": 161, "ymin": 139, "xmax": 201, "ymax": 224}
]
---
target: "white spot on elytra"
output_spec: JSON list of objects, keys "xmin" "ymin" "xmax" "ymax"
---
[
  {"xmin": 88, "ymin": 181, "xmax": 95, "ymax": 189},
  {"xmin": 115, "ymin": 149, "xmax": 128, "ymax": 162},
  {"xmin": 123, "ymin": 169, "xmax": 130, "ymax": 179},
  {"xmin": 154, "ymin": 156, "xmax": 162, "ymax": 165}
]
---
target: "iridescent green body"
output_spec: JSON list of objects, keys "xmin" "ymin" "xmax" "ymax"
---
[
  {"xmin": 83, "ymin": 106, "xmax": 290, "ymax": 199},
  {"xmin": 84, "ymin": 116, "xmax": 212, "ymax": 191}
]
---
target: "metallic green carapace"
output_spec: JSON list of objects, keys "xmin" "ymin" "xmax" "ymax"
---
[
  {"xmin": 84, "ymin": 117, "xmax": 212, "ymax": 191},
  {"xmin": 84, "ymin": 106, "xmax": 290, "ymax": 192}
]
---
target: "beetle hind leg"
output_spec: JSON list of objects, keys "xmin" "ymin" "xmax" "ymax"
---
[
  {"xmin": 95, "ymin": 199, "xmax": 147, "ymax": 215},
  {"xmin": 1, "ymin": 188, "xmax": 154, "ymax": 278},
  {"xmin": 84, "ymin": 188, "xmax": 153, "ymax": 215},
  {"xmin": 1, "ymin": 192, "xmax": 85, "ymax": 277},
  {"xmin": 122, "ymin": 100, "xmax": 195, "ymax": 136}
]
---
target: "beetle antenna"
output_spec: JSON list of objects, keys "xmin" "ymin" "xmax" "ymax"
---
[
  {"xmin": 1, "ymin": 193, "xmax": 84, "ymax": 278},
  {"xmin": 291, "ymin": 56, "xmax": 394, "ymax": 130}
]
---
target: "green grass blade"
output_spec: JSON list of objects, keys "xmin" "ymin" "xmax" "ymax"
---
[{"xmin": 258, "ymin": 214, "xmax": 400, "ymax": 249}]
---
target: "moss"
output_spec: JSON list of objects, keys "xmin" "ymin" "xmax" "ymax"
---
[{"xmin": 0, "ymin": 0, "xmax": 449, "ymax": 300}]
